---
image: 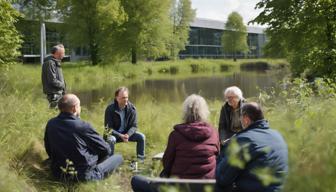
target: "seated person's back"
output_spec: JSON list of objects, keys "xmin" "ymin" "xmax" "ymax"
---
[
  {"xmin": 44, "ymin": 94, "xmax": 123, "ymax": 181},
  {"xmin": 162, "ymin": 94, "xmax": 219, "ymax": 179},
  {"xmin": 216, "ymin": 102, "xmax": 288, "ymax": 192}
]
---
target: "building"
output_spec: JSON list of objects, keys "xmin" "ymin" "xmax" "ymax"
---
[
  {"xmin": 179, "ymin": 18, "xmax": 266, "ymax": 59},
  {"xmin": 19, "ymin": 18, "xmax": 266, "ymax": 62}
]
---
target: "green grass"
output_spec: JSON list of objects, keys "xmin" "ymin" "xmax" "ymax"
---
[{"xmin": 6, "ymin": 59, "xmax": 336, "ymax": 192}]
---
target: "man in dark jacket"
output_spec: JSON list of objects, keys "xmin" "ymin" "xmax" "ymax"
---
[
  {"xmin": 44, "ymin": 94, "xmax": 123, "ymax": 181},
  {"xmin": 104, "ymin": 87, "xmax": 146, "ymax": 161},
  {"xmin": 42, "ymin": 44, "xmax": 66, "ymax": 108},
  {"xmin": 216, "ymin": 102, "xmax": 288, "ymax": 192}
]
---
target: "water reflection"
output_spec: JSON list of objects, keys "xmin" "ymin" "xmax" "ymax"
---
[{"xmin": 75, "ymin": 70, "xmax": 287, "ymax": 107}]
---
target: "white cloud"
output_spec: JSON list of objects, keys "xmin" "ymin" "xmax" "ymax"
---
[{"xmin": 191, "ymin": 0, "xmax": 262, "ymax": 25}]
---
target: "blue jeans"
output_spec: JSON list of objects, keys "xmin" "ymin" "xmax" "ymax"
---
[
  {"xmin": 110, "ymin": 132, "xmax": 145, "ymax": 159},
  {"xmin": 86, "ymin": 154, "xmax": 123, "ymax": 181}
]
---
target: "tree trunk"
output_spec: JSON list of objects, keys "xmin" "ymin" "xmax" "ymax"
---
[
  {"xmin": 90, "ymin": 43, "xmax": 99, "ymax": 65},
  {"xmin": 233, "ymin": 52, "xmax": 237, "ymax": 62},
  {"xmin": 131, "ymin": 47, "xmax": 137, "ymax": 64}
]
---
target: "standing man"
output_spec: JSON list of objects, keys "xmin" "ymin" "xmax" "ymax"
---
[
  {"xmin": 42, "ymin": 44, "xmax": 66, "ymax": 108},
  {"xmin": 104, "ymin": 87, "xmax": 146, "ymax": 161},
  {"xmin": 216, "ymin": 102, "xmax": 288, "ymax": 192},
  {"xmin": 44, "ymin": 94, "xmax": 123, "ymax": 181}
]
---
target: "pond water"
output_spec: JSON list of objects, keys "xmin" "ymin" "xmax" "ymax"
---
[{"xmin": 75, "ymin": 69, "xmax": 288, "ymax": 107}]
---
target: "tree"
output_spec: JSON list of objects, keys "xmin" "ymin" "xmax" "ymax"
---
[
  {"xmin": 221, "ymin": 12, "xmax": 248, "ymax": 61},
  {"xmin": 251, "ymin": 0, "xmax": 336, "ymax": 78},
  {"xmin": 112, "ymin": 0, "xmax": 172, "ymax": 64},
  {"xmin": 14, "ymin": 0, "xmax": 58, "ymax": 21},
  {"xmin": 169, "ymin": 0, "xmax": 195, "ymax": 59},
  {"xmin": 58, "ymin": 0, "xmax": 126, "ymax": 65},
  {"xmin": 0, "ymin": 0, "xmax": 22, "ymax": 65}
]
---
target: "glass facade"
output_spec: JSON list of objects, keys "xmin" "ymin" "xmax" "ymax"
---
[{"xmin": 179, "ymin": 26, "xmax": 266, "ymax": 58}]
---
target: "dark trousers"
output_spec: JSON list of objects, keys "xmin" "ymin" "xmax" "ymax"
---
[
  {"xmin": 46, "ymin": 92, "xmax": 63, "ymax": 108},
  {"xmin": 131, "ymin": 175, "xmax": 155, "ymax": 192},
  {"xmin": 110, "ymin": 132, "xmax": 146, "ymax": 159}
]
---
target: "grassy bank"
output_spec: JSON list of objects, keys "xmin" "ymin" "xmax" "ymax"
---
[{"xmin": 3, "ymin": 59, "xmax": 336, "ymax": 191}]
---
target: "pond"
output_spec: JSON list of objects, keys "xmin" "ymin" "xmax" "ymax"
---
[{"xmin": 75, "ymin": 69, "xmax": 288, "ymax": 107}]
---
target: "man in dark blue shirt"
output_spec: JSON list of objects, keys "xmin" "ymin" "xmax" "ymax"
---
[
  {"xmin": 44, "ymin": 94, "xmax": 123, "ymax": 181},
  {"xmin": 216, "ymin": 102, "xmax": 288, "ymax": 192}
]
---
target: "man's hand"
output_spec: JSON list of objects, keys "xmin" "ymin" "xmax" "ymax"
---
[{"xmin": 121, "ymin": 134, "xmax": 129, "ymax": 142}]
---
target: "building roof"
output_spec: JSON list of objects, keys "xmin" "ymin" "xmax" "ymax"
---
[{"xmin": 191, "ymin": 18, "xmax": 265, "ymax": 34}]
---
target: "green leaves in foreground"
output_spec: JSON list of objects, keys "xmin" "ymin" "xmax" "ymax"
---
[{"xmin": 227, "ymin": 138, "xmax": 251, "ymax": 169}]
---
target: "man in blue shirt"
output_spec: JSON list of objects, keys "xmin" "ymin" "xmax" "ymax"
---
[
  {"xmin": 44, "ymin": 94, "xmax": 123, "ymax": 181},
  {"xmin": 104, "ymin": 87, "xmax": 146, "ymax": 161},
  {"xmin": 216, "ymin": 102, "xmax": 288, "ymax": 192}
]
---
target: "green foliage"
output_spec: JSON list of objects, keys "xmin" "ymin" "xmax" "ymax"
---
[
  {"xmin": 14, "ymin": 0, "xmax": 58, "ymax": 21},
  {"xmin": 0, "ymin": 0, "xmax": 22, "ymax": 65},
  {"xmin": 158, "ymin": 66, "xmax": 179, "ymax": 74},
  {"xmin": 112, "ymin": 0, "xmax": 172, "ymax": 64},
  {"xmin": 58, "ymin": 0, "xmax": 126, "ymax": 65},
  {"xmin": 226, "ymin": 139, "xmax": 251, "ymax": 169},
  {"xmin": 252, "ymin": 0, "xmax": 336, "ymax": 78},
  {"xmin": 252, "ymin": 167, "xmax": 280, "ymax": 187},
  {"xmin": 259, "ymin": 77, "xmax": 336, "ymax": 191},
  {"xmin": 221, "ymin": 12, "xmax": 249, "ymax": 61},
  {"xmin": 190, "ymin": 63, "xmax": 211, "ymax": 73},
  {"xmin": 169, "ymin": 0, "xmax": 195, "ymax": 59}
]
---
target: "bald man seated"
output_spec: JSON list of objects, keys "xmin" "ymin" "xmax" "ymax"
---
[{"xmin": 44, "ymin": 94, "xmax": 123, "ymax": 181}]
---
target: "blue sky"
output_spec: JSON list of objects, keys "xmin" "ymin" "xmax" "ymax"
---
[{"xmin": 191, "ymin": 0, "xmax": 262, "ymax": 25}]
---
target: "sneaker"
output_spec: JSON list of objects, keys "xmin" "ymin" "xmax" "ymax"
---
[{"xmin": 137, "ymin": 155, "xmax": 145, "ymax": 164}]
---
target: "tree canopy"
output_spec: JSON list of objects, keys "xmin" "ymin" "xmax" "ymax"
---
[
  {"xmin": 58, "ymin": 0, "xmax": 126, "ymax": 65},
  {"xmin": 252, "ymin": 0, "xmax": 336, "ymax": 78},
  {"xmin": 0, "ymin": 0, "xmax": 22, "ymax": 65},
  {"xmin": 169, "ymin": 0, "xmax": 195, "ymax": 59},
  {"xmin": 221, "ymin": 12, "xmax": 248, "ymax": 61}
]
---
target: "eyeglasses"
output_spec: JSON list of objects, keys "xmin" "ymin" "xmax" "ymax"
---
[{"xmin": 226, "ymin": 96, "xmax": 238, "ymax": 100}]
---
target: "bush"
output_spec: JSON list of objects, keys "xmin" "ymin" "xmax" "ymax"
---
[
  {"xmin": 190, "ymin": 63, "xmax": 210, "ymax": 73},
  {"xmin": 220, "ymin": 64, "xmax": 229, "ymax": 72},
  {"xmin": 240, "ymin": 61, "xmax": 270, "ymax": 71},
  {"xmin": 259, "ymin": 78, "xmax": 336, "ymax": 191}
]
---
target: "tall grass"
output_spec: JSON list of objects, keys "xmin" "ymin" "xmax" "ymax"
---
[{"xmin": 259, "ymin": 78, "xmax": 336, "ymax": 191}]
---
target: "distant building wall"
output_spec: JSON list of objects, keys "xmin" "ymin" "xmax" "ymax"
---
[{"xmin": 179, "ymin": 18, "xmax": 266, "ymax": 59}]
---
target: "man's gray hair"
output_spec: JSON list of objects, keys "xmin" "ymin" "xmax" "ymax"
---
[
  {"xmin": 224, "ymin": 86, "xmax": 243, "ymax": 99},
  {"xmin": 51, "ymin": 44, "xmax": 64, "ymax": 54},
  {"xmin": 58, "ymin": 94, "xmax": 79, "ymax": 112},
  {"xmin": 182, "ymin": 94, "xmax": 210, "ymax": 123}
]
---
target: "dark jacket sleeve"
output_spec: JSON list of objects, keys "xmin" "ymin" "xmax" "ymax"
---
[
  {"xmin": 216, "ymin": 137, "xmax": 250, "ymax": 187},
  {"xmin": 45, "ymin": 61, "xmax": 65, "ymax": 89},
  {"xmin": 104, "ymin": 105, "xmax": 113, "ymax": 128},
  {"xmin": 80, "ymin": 123, "xmax": 111, "ymax": 158},
  {"xmin": 44, "ymin": 126, "xmax": 51, "ymax": 158},
  {"xmin": 162, "ymin": 131, "xmax": 177, "ymax": 177},
  {"xmin": 104, "ymin": 105, "xmax": 123, "ymax": 138},
  {"xmin": 126, "ymin": 107, "xmax": 137, "ymax": 136},
  {"xmin": 218, "ymin": 106, "xmax": 227, "ymax": 142}
]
